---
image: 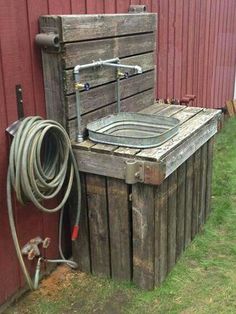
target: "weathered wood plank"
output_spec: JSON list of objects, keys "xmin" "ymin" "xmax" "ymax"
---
[
  {"xmin": 176, "ymin": 163, "xmax": 186, "ymax": 259},
  {"xmin": 132, "ymin": 183, "xmax": 155, "ymax": 290},
  {"xmin": 137, "ymin": 109, "xmax": 221, "ymax": 161},
  {"xmin": 72, "ymin": 174, "xmax": 91, "ymax": 273},
  {"xmin": 91, "ymin": 143, "xmax": 118, "ymax": 154},
  {"xmin": 155, "ymin": 179, "xmax": 168, "ymax": 284},
  {"xmin": 72, "ymin": 139, "xmax": 95, "ymax": 151},
  {"xmin": 167, "ymin": 171, "xmax": 177, "ymax": 271},
  {"xmin": 172, "ymin": 107, "xmax": 202, "ymax": 123},
  {"xmin": 63, "ymin": 33, "xmax": 155, "ymax": 68},
  {"xmin": 66, "ymin": 70, "xmax": 154, "ymax": 119},
  {"xmin": 107, "ymin": 178, "xmax": 131, "ymax": 281},
  {"xmin": 185, "ymin": 156, "xmax": 194, "ymax": 248},
  {"xmin": 139, "ymin": 102, "xmax": 168, "ymax": 114},
  {"xmin": 86, "ymin": 174, "xmax": 110, "ymax": 276},
  {"xmin": 73, "ymin": 149, "xmax": 165, "ymax": 185},
  {"xmin": 68, "ymin": 88, "xmax": 154, "ymax": 140},
  {"xmin": 164, "ymin": 118, "xmax": 218, "ymax": 178},
  {"xmin": 114, "ymin": 147, "xmax": 141, "ymax": 158},
  {"xmin": 41, "ymin": 52, "xmax": 66, "ymax": 126},
  {"xmin": 199, "ymin": 143, "xmax": 207, "ymax": 229},
  {"xmin": 155, "ymin": 104, "xmax": 186, "ymax": 117},
  {"xmin": 42, "ymin": 14, "xmax": 157, "ymax": 42},
  {"xmin": 205, "ymin": 138, "xmax": 214, "ymax": 219},
  {"xmin": 65, "ymin": 52, "xmax": 154, "ymax": 94},
  {"xmin": 192, "ymin": 149, "xmax": 201, "ymax": 239}
]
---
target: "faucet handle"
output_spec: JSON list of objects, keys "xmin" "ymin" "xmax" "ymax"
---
[
  {"xmin": 117, "ymin": 71, "xmax": 129, "ymax": 79},
  {"xmin": 75, "ymin": 82, "xmax": 90, "ymax": 91},
  {"xmin": 124, "ymin": 72, "xmax": 129, "ymax": 79},
  {"xmin": 84, "ymin": 82, "xmax": 90, "ymax": 91}
]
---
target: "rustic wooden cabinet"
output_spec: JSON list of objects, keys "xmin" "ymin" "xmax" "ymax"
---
[{"xmin": 38, "ymin": 13, "xmax": 221, "ymax": 290}]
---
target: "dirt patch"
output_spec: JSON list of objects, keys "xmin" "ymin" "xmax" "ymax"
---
[
  {"xmin": 67, "ymin": 289, "xmax": 131, "ymax": 314},
  {"xmin": 37, "ymin": 265, "xmax": 74, "ymax": 300}
]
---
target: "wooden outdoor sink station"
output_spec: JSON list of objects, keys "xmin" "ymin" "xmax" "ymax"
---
[{"xmin": 37, "ymin": 13, "xmax": 221, "ymax": 290}]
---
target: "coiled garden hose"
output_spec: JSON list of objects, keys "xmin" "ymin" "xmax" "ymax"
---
[{"xmin": 7, "ymin": 116, "xmax": 81, "ymax": 290}]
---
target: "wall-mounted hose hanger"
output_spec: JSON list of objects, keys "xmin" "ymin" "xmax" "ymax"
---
[
  {"xmin": 35, "ymin": 33, "xmax": 60, "ymax": 52},
  {"xmin": 7, "ymin": 116, "xmax": 81, "ymax": 290}
]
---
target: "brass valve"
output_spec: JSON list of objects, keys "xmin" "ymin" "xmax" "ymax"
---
[{"xmin": 117, "ymin": 71, "xmax": 129, "ymax": 79}]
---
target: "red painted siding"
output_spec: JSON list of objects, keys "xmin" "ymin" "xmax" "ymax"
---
[{"xmin": 0, "ymin": 0, "xmax": 236, "ymax": 306}]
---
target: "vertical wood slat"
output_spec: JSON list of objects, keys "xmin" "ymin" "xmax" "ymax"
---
[
  {"xmin": 155, "ymin": 179, "xmax": 168, "ymax": 284},
  {"xmin": 176, "ymin": 162, "xmax": 186, "ymax": 259},
  {"xmin": 72, "ymin": 174, "xmax": 91, "ymax": 273},
  {"xmin": 205, "ymin": 138, "xmax": 214, "ymax": 218},
  {"xmin": 132, "ymin": 183, "xmax": 155, "ymax": 290},
  {"xmin": 167, "ymin": 171, "xmax": 177, "ymax": 271},
  {"xmin": 86, "ymin": 174, "xmax": 110, "ymax": 276},
  {"xmin": 199, "ymin": 143, "xmax": 208, "ymax": 229},
  {"xmin": 185, "ymin": 155, "xmax": 194, "ymax": 248},
  {"xmin": 107, "ymin": 178, "xmax": 131, "ymax": 281},
  {"xmin": 192, "ymin": 149, "xmax": 201, "ymax": 238}
]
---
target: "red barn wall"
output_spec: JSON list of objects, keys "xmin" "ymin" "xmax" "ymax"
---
[{"xmin": 0, "ymin": 0, "xmax": 236, "ymax": 307}]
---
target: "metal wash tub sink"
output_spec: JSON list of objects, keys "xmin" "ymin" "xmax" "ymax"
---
[
  {"xmin": 87, "ymin": 112, "xmax": 180, "ymax": 148},
  {"xmin": 73, "ymin": 57, "xmax": 180, "ymax": 147}
]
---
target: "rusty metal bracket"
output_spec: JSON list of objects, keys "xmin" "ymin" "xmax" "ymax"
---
[
  {"xmin": 125, "ymin": 159, "xmax": 166, "ymax": 185},
  {"xmin": 129, "ymin": 5, "xmax": 147, "ymax": 13},
  {"xmin": 6, "ymin": 85, "xmax": 25, "ymax": 136}
]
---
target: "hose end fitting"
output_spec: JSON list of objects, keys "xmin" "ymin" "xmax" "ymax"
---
[{"xmin": 72, "ymin": 225, "xmax": 79, "ymax": 241}]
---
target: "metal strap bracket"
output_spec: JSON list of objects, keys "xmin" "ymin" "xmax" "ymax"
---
[{"xmin": 125, "ymin": 159, "xmax": 166, "ymax": 185}]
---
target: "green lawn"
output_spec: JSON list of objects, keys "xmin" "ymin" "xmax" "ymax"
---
[{"xmin": 7, "ymin": 117, "xmax": 236, "ymax": 314}]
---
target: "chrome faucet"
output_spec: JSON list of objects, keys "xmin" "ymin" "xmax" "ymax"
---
[{"xmin": 73, "ymin": 58, "xmax": 143, "ymax": 142}]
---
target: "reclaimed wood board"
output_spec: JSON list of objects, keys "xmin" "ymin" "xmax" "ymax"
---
[
  {"xmin": 86, "ymin": 174, "xmax": 110, "ymax": 276},
  {"xmin": 155, "ymin": 179, "xmax": 168, "ymax": 284},
  {"xmin": 176, "ymin": 163, "xmax": 186, "ymax": 258},
  {"xmin": 132, "ymin": 183, "xmax": 155, "ymax": 290},
  {"xmin": 167, "ymin": 172, "xmax": 177, "ymax": 271},
  {"xmin": 185, "ymin": 156, "xmax": 194, "ymax": 248},
  {"xmin": 107, "ymin": 178, "xmax": 131, "ymax": 281},
  {"xmin": 62, "ymin": 33, "xmax": 156, "ymax": 69},
  {"xmin": 205, "ymin": 138, "xmax": 214, "ymax": 218},
  {"xmin": 40, "ymin": 14, "xmax": 157, "ymax": 42}
]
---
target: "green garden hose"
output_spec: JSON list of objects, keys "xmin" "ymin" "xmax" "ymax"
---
[{"xmin": 7, "ymin": 116, "xmax": 81, "ymax": 290}]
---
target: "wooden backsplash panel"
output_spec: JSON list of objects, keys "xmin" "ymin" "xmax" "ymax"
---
[{"xmin": 39, "ymin": 13, "xmax": 157, "ymax": 140}]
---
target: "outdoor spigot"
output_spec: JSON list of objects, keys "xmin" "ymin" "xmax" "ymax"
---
[
  {"xmin": 117, "ymin": 71, "xmax": 129, "ymax": 79},
  {"xmin": 75, "ymin": 82, "xmax": 90, "ymax": 91}
]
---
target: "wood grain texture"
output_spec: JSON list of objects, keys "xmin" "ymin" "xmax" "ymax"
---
[
  {"xmin": 167, "ymin": 171, "xmax": 177, "ymax": 271},
  {"xmin": 205, "ymin": 138, "xmax": 214, "ymax": 219},
  {"xmin": 107, "ymin": 178, "xmax": 131, "ymax": 281},
  {"xmin": 199, "ymin": 143, "xmax": 208, "ymax": 229},
  {"xmin": 56, "ymin": 14, "xmax": 157, "ymax": 42},
  {"xmin": 176, "ymin": 163, "xmax": 186, "ymax": 258},
  {"xmin": 192, "ymin": 149, "xmax": 201, "ymax": 239},
  {"xmin": 62, "ymin": 32, "xmax": 155, "ymax": 68},
  {"xmin": 155, "ymin": 179, "xmax": 168, "ymax": 284},
  {"xmin": 86, "ymin": 174, "xmax": 110, "ymax": 276},
  {"xmin": 132, "ymin": 183, "xmax": 155, "ymax": 290},
  {"xmin": 185, "ymin": 156, "xmax": 194, "ymax": 248}
]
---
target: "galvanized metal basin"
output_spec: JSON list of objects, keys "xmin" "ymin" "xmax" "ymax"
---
[{"xmin": 87, "ymin": 112, "xmax": 180, "ymax": 148}]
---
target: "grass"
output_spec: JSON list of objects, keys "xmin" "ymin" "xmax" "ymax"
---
[{"xmin": 6, "ymin": 117, "xmax": 236, "ymax": 314}]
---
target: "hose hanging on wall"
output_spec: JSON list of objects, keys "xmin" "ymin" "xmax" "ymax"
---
[{"xmin": 7, "ymin": 116, "xmax": 81, "ymax": 290}]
